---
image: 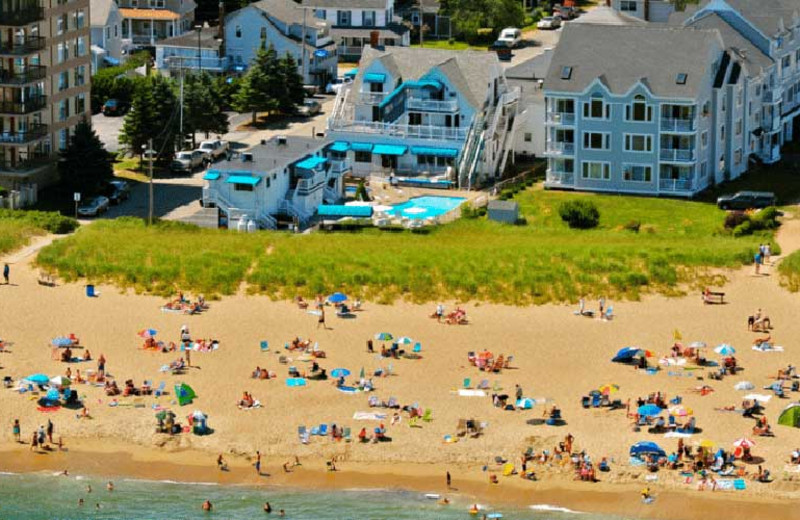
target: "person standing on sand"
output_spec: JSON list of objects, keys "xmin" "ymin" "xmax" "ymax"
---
[
  {"xmin": 12, "ymin": 419, "xmax": 20, "ymax": 442},
  {"xmin": 30, "ymin": 431, "xmax": 37, "ymax": 451},
  {"xmin": 3, "ymin": 263, "xmax": 9, "ymax": 284},
  {"xmin": 515, "ymin": 384, "xmax": 523, "ymax": 401},
  {"xmin": 317, "ymin": 307, "xmax": 326, "ymax": 329},
  {"xmin": 446, "ymin": 471, "xmax": 451, "ymax": 488},
  {"xmin": 47, "ymin": 419, "xmax": 54, "ymax": 444},
  {"xmin": 255, "ymin": 450, "xmax": 262, "ymax": 475},
  {"xmin": 186, "ymin": 348, "xmax": 191, "ymax": 368},
  {"xmin": 754, "ymin": 251, "xmax": 762, "ymax": 274}
]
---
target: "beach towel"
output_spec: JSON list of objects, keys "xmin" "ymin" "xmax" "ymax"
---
[
  {"xmin": 660, "ymin": 357, "xmax": 686, "ymax": 366},
  {"xmin": 37, "ymin": 406, "xmax": 60, "ymax": 412},
  {"xmin": 286, "ymin": 378, "xmax": 307, "ymax": 387},
  {"xmin": 752, "ymin": 345, "xmax": 784, "ymax": 352},
  {"xmin": 337, "ymin": 386, "xmax": 358, "ymax": 394},
  {"xmin": 352, "ymin": 411, "xmax": 387, "ymax": 421},
  {"xmin": 743, "ymin": 393, "xmax": 771, "ymax": 403},
  {"xmin": 664, "ymin": 431, "xmax": 693, "ymax": 438},
  {"xmin": 715, "ymin": 479, "xmax": 735, "ymax": 490},
  {"xmin": 734, "ymin": 479, "xmax": 746, "ymax": 490},
  {"xmin": 458, "ymin": 389, "xmax": 487, "ymax": 397}
]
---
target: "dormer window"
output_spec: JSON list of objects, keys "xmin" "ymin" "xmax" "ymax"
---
[
  {"xmin": 626, "ymin": 94, "xmax": 652, "ymax": 122},
  {"xmin": 583, "ymin": 93, "xmax": 609, "ymax": 120},
  {"xmin": 560, "ymin": 66, "xmax": 572, "ymax": 80}
]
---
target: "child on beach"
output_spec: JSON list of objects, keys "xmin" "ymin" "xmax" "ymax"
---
[{"xmin": 12, "ymin": 419, "xmax": 20, "ymax": 442}]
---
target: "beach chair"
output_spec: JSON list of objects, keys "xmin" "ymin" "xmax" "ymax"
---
[
  {"xmin": 409, "ymin": 416, "xmax": 419, "ymax": 428},
  {"xmin": 298, "ymin": 426, "xmax": 309, "ymax": 444},
  {"xmin": 260, "ymin": 341, "xmax": 269, "ymax": 352},
  {"xmin": 734, "ymin": 479, "xmax": 746, "ymax": 490},
  {"xmin": 581, "ymin": 396, "xmax": 590, "ymax": 408},
  {"xmin": 603, "ymin": 306, "xmax": 614, "ymax": 321},
  {"xmin": 492, "ymin": 381, "xmax": 502, "ymax": 392},
  {"xmin": 318, "ymin": 424, "xmax": 329, "ymax": 436},
  {"xmin": 413, "ymin": 343, "xmax": 422, "ymax": 353},
  {"xmin": 422, "ymin": 408, "xmax": 433, "ymax": 422},
  {"xmin": 477, "ymin": 379, "xmax": 489, "ymax": 390},
  {"xmin": 387, "ymin": 397, "xmax": 399, "ymax": 408},
  {"xmin": 463, "ymin": 378, "xmax": 471, "ymax": 389},
  {"xmin": 154, "ymin": 381, "xmax": 166, "ymax": 397},
  {"xmin": 368, "ymin": 396, "xmax": 380, "ymax": 407},
  {"xmin": 591, "ymin": 394, "xmax": 601, "ymax": 408},
  {"xmin": 343, "ymin": 427, "xmax": 351, "ymax": 442},
  {"xmin": 310, "ymin": 425, "xmax": 320, "ymax": 436}
]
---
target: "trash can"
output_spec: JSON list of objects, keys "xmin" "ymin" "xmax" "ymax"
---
[{"xmin": 86, "ymin": 285, "xmax": 95, "ymax": 297}]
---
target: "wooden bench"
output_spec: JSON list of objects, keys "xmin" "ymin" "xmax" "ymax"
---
[{"xmin": 702, "ymin": 291, "xmax": 725, "ymax": 304}]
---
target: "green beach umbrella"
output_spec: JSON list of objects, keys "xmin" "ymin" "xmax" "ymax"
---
[{"xmin": 778, "ymin": 403, "xmax": 800, "ymax": 428}]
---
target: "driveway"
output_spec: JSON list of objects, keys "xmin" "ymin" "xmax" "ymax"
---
[{"xmin": 92, "ymin": 112, "xmax": 125, "ymax": 153}]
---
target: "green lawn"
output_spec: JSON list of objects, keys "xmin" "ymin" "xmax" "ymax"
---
[
  {"xmin": 35, "ymin": 189, "xmax": 773, "ymax": 304},
  {"xmin": 779, "ymin": 249, "xmax": 800, "ymax": 292},
  {"xmin": 411, "ymin": 40, "xmax": 483, "ymax": 51}
]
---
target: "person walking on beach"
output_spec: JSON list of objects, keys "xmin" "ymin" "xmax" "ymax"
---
[
  {"xmin": 97, "ymin": 354, "xmax": 106, "ymax": 377},
  {"xmin": 754, "ymin": 250, "xmax": 762, "ymax": 275},
  {"xmin": 186, "ymin": 348, "xmax": 191, "ymax": 368},
  {"xmin": 46, "ymin": 419, "xmax": 54, "ymax": 444},
  {"xmin": 3, "ymin": 263, "xmax": 9, "ymax": 284},
  {"xmin": 764, "ymin": 243, "xmax": 772, "ymax": 264},
  {"xmin": 446, "ymin": 470, "xmax": 451, "ymax": 488},
  {"xmin": 37, "ymin": 425, "xmax": 46, "ymax": 446},
  {"xmin": 598, "ymin": 296, "xmax": 605, "ymax": 315},
  {"xmin": 12, "ymin": 419, "xmax": 20, "ymax": 442},
  {"xmin": 515, "ymin": 384, "xmax": 523, "ymax": 402},
  {"xmin": 255, "ymin": 450, "xmax": 262, "ymax": 475},
  {"xmin": 317, "ymin": 307, "xmax": 326, "ymax": 330},
  {"xmin": 30, "ymin": 431, "xmax": 38, "ymax": 452}
]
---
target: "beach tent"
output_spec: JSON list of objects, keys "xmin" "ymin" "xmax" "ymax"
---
[
  {"xmin": 638, "ymin": 404, "xmax": 662, "ymax": 417},
  {"xmin": 516, "ymin": 398, "xmax": 534, "ymax": 409},
  {"xmin": 612, "ymin": 347, "xmax": 640, "ymax": 363},
  {"xmin": 174, "ymin": 383, "xmax": 196, "ymax": 406},
  {"xmin": 778, "ymin": 403, "xmax": 800, "ymax": 428},
  {"xmin": 630, "ymin": 441, "xmax": 665, "ymax": 458}
]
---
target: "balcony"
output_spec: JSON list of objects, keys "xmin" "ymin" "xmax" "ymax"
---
[
  {"xmin": 406, "ymin": 97, "xmax": 458, "ymax": 112},
  {"xmin": 0, "ymin": 65, "xmax": 46, "ymax": 86},
  {"xmin": 659, "ymin": 177, "xmax": 695, "ymax": 193},
  {"xmin": 544, "ymin": 141, "xmax": 575, "ymax": 156},
  {"xmin": 165, "ymin": 55, "xmax": 230, "ymax": 73},
  {"xmin": 0, "ymin": 124, "xmax": 48, "ymax": 145},
  {"xmin": 358, "ymin": 92, "xmax": 386, "ymax": 105},
  {"xmin": 0, "ymin": 7, "xmax": 45, "ymax": 26},
  {"xmin": 329, "ymin": 159, "xmax": 350, "ymax": 174},
  {"xmin": 0, "ymin": 36, "xmax": 46, "ymax": 56},
  {"xmin": 659, "ymin": 148, "xmax": 695, "ymax": 162},
  {"xmin": 762, "ymin": 88, "xmax": 781, "ymax": 104},
  {"xmin": 0, "ymin": 155, "xmax": 51, "ymax": 173},
  {"xmin": 338, "ymin": 45, "xmax": 364, "ymax": 58},
  {"xmin": 660, "ymin": 118, "xmax": 696, "ymax": 132},
  {"xmin": 546, "ymin": 112, "xmax": 576, "ymax": 125},
  {"xmin": 0, "ymin": 96, "xmax": 46, "ymax": 115},
  {"xmin": 546, "ymin": 170, "xmax": 575, "ymax": 185},
  {"xmin": 329, "ymin": 119, "xmax": 469, "ymax": 141}
]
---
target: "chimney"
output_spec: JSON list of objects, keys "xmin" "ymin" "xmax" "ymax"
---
[
  {"xmin": 370, "ymin": 31, "xmax": 379, "ymax": 49},
  {"xmin": 218, "ymin": 2, "xmax": 225, "ymax": 41}
]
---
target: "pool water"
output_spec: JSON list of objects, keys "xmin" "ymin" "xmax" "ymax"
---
[{"xmin": 392, "ymin": 196, "xmax": 466, "ymax": 219}]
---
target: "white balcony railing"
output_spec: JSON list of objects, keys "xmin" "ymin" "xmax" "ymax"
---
[
  {"xmin": 546, "ymin": 170, "xmax": 575, "ymax": 185},
  {"xmin": 329, "ymin": 119, "xmax": 469, "ymax": 141},
  {"xmin": 659, "ymin": 148, "xmax": 695, "ymax": 162},
  {"xmin": 358, "ymin": 92, "xmax": 386, "ymax": 105},
  {"xmin": 546, "ymin": 112, "xmax": 575, "ymax": 125},
  {"xmin": 660, "ymin": 118, "xmax": 696, "ymax": 132},
  {"xmin": 544, "ymin": 141, "xmax": 575, "ymax": 155},
  {"xmin": 659, "ymin": 178, "xmax": 694, "ymax": 192},
  {"xmin": 166, "ymin": 56, "xmax": 229, "ymax": 72},
  {"xmin": 406, "ymin": 97, "xmax": 458, "ymax": 112},
  {"xmin": 329, "ymin": 159, "xmax": 350, "ymax": 174}
]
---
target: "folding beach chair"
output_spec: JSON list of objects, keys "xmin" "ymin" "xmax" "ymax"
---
[
  {"xmin": 298, "ymin": 425, "xmax": 308, "ymax": 443},
  {"xmin": 591, "ymin": 394, "xmax": 601, "ymax": 407},
  {"xmin": 463, "ymin": 378, "xmax": 471, "ymax": 389},
  {"xmin": 260, "ymin": 341, "xmax": 269, "ymax": 352},
  {"xmin": 343, "ymin": 427, "xmax": 351, "ymax": 442},
  {"xmin": 422, "ymin": 408, "xmax": 433, "ymax": 422},
  {"xmin": 492, "ymin": 380, "xmax": 502, "ymax": 392},
  {"xmin": 154, "ymin": 381, "xmax": 166, "ymax": 397},
  {"xmin": 477, "ymin": 379, "xmax": 489, "ymax": 390},
  {"xmin": 318, "ymin": 424, "xmax": 329, "ymax": 436}
]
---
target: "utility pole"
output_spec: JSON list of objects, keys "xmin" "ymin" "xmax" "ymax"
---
[
  {"xmin": 196, "ymin": 25, "xmax": 203, "ymax": 75},
  {"xmin": 179, "ymin": 57, "xmax": 184, "ymax": 149},
  {"xmin": 301, "ymin": 7, "xmax": 307, "ymax": 83},
  {"xmin": 147, "ymin": 139, "xmax": 154, "ymax": 225},
  {"xmin": 419, "ymin": 0, "xmax": 424, "ymax": 47}
]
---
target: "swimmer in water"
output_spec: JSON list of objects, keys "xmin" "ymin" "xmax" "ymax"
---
[
  {"xmin": 438, "ymin": 497, "xmax": 450, "ymax": 505},
  {"xmin": 279, "ymin": 509, "xmax": 285, "ymax": 517},
  {"xmin": 86, "ymin": 485, "xmax": 92, "ymax": 493},
  {"xmin": 264, "ymin": 501, "xmax": 272, "ymax": 513},
  {"xmin": 202, "ymin": 500, "xmax": 213, "ymax": 511},
  {"xmin": 106, "ymin": 481, "xmax": 114, "ymax": 492},
  {"xmin": 78, "ymin": 498, "xmax": 84, "ymax": 507}
]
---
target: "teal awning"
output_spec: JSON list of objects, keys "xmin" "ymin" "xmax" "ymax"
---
[
  {"xmin": 379, "ymin": 84, "xmax": 405, "ymax": 108},
  {"xmin": 344, "ymin": 68, "xmax": 358, "ymax": 79},
  {"xmin": 350, "ymin": 142, "xmax": 373, "ymax": 152},
  {"xmin": 225, "ymin": 175, "xmax": 261, "ymax": 186},
  {"xmin": 318, "ymin": 205, "xmax": 373, "ymax": 218},
  {"xmin": 295, "ymin": 156, "xmax": 328, "ymax": 170},
  {"xmin": 410, "ymin": 146, "xmax": 459, "ymax": 158},
  {"xmin": 373, "ymin": 144, "xmax": 407, "ymax": 156},
  {"xmin": 406, "ymin": 79, "xmax": 442, "ymax": 89},
  {"xmin": 364, "ymin": 73, "xmax": 386, "ymax": 83},
  {"xmin": 203, "ymin": 171, "xmax": 221, "ymax": 181},
  {"xmin": 329, "ymin": 141, "xmax": 350, "ymax": 152}
]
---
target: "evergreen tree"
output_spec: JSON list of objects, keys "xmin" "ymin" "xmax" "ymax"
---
[
  {"xmin": 120, "ymin": 80, "xmax": 158, "ymax": 169},
  {"xmin": 233, "ymin": 44, "xmax": 280, "ymax": 124},
  {"xmin": 184, "ymin": 72, "xmax": 229, "ymax": 147},
  {"xmin": 149, "ymin": 74, "xmax": 181, "ymax": 158},
  {"xmin": 58, "ymin": 117, "xmax": 114, "ymax": 195},
  {"xmin": 277, "ymin": 52, "xmax": 305, "ymax": 114}
]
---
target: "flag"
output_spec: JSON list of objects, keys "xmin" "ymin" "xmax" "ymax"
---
[{"xmin": 673, "ymin": 329, "xmax": 682, "ymax": 341}]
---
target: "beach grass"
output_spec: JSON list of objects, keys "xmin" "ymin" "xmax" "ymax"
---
[
  {"xmin": 410, "ymin": 40, "xmax": 482, "ymax": 51},
  {"xmin": 779, "ymin": 250, "xmax": 800, "ymax": 292},
  {"xmin": 35, "ymin": 189, "xmax": 774, "ymax": 303},
  {"xmin": 0, "ymin": 209, "xmax": 78, "ymax": 256}
]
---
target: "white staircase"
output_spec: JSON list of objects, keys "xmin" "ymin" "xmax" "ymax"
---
[{"xmin": 323, "ymin": 186, "xmax": 341, "ymax": 204}]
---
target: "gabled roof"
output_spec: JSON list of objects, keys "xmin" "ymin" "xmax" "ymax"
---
[
  {"xmin": 157, "ymin": 27, "xmax": 222, "ymax": 50},
  {"xmin": 716, "ymin": 0, "xmax": 800, "ymax": 38},
  {"xmin": 505, "ymin": 49, "xmax": 553, "ymax": 80},
  {"xmin": 251, "ymin": 0, "xmax": 317, "ymax": 26},
  {"xmin": 301, "ymin": 0, "xmax": 387, "ymax": 8},
  {"xmin": 544, "ymin": 23, "xmax": 722, "ymax": 98},
  {"xmin": 571, "ymin": 5, "xmax": 647, "ymax": 26},
  {"xmin": 90, "ymin": 0, "xmax": 117, "ymax": 27},
  {"xmin": 688, "ymin": 12, "xmax": 773, "ymax": 75}
]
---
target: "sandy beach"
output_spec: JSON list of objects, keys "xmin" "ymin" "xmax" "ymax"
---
[{"xmin": 1, "ymin": 216, "xmax": 800, "ymax": 519}]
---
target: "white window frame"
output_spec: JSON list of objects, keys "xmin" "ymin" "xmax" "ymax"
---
[
  {"xmin": 626, "ymin": 96, "xmax": 653, "ymax": 122},
  {"xmin": 619, "ymin": 0, "xmax": 637, "ymax": 12},
  {"xmin": 583, "ymin": 97, "xmax": 610, "ymax": 120},
  {"xmin": 623, "ymin": 133, "xmax": 653, "ymax": 153},
  {"xmin": 622, "ymin": 163, "xmax": 653, "ymax": 183},
  {"xmin": 701, "ymin": 131, "xmax": 708, "ymax": 148},
  {"xmin": 734, "ymin": 148, "xmax": 743, "ymax": 165},
  {"xmin": 582, "ymin": 131, "xmax": 610, "ymax": 151},
  {"xmin": 700, "ymin": 161, "xmax": 708, "ymax": 179},
  {"xmin": 581, "ymin": 161, "xmax": 611, "ymax": 181}
]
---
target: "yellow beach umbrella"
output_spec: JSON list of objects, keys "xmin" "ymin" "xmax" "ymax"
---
[
  {"xmin": 599, "ymin": 384, "xmax": 620, "ymax": 394},
  {"xmin": 696, "ymin": 439, "xmax": 716, "ymax": 449},
  {"xmin": 668, "ymin": 405, "xmax": 693, "ymax": 417}
]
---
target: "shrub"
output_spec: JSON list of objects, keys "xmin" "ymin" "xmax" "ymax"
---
[
  {"xmin": 724, "ymin": 211, "xmax": 749, "ymax": 229},
  {"xmin": 0, "ymin": 209, "xmax": 78, "ymax": 234},
  {"xmin": 732, "ymin": 220, "xmax": 751, "ymax": 237},
  {"xmin": 558, "ymin": 200, "xmax": 600, "ymax": 229},
  {"xmin": 750, "ymin": 206, "xmax": 780, "ymax": 229},
  {"xmin": 623, "ymin": 220, "xmax": 641, "ymax": 233},
  {"xmin": 725, "ymin": 206, "xmax": 780, "ymax": 236}
]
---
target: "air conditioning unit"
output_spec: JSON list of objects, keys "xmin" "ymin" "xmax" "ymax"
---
[{"xmin": 242, "ymin": 153, "xmax": 254, "ymax": 162}]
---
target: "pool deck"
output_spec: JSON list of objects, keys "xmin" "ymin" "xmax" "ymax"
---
[{"xmin": 358, "ymin": 177, "xmax": 486, "ymax": 209}]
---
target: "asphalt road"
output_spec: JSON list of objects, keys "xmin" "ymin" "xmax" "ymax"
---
[{"xmin": 92, "ymin": 112, "xmax": 124, "ymax": 153}]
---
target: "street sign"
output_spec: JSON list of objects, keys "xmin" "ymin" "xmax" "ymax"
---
[{"xmin": 74, "ymin": 192, "xmax": 81, "ymax": 202}]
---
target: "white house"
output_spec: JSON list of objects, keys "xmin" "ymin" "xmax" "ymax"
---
[
  {"xmin": 201, "ymin": 136, "xmax": 350, "ymax": 229},
  {"xmin": 117, "ymin": 0, "xmax": 198, "ymax": 47},
  {"xmin": 90, "ymin": 0, "xmax": 124, "ymax": 73},
  {"xmin": 225, "ymin": 0, "xmax": 338, "ymax": 86},
  {"xmin": 302, "ymin": 0, "xmax": 410, "ymax": 61},
  {"xmin": 505, "ymin": 49, "xmax": 552, "ymax": 161},
  {"xmin": 155, "ymin": 27, "xmax": 227, "ymax": 74}
]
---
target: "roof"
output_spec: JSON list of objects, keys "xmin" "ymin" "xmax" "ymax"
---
[
  {"xmin": 317, "ymin": 204, "xmax": 373, "ymax": 217},
  {"xmin": 715, "ymin": 0, "xmax": 800, "ymax": 38},
  {"xmin": 251, "ymin": 0, "xmax": 320, "ymax": 27},
  {"xmin": 90, "ymin": 0, "xmax": 117, "ymax": 26},
  {"xmin": 488, "ymin": 200, "xmax": 519, "ymax": 211},
  {"xmin": 571, "ymin": 5, "xmax": 647, "ymax": 26},
  {"xmin": 688, "ymin": 12, "xmax": 773, "ymax": 75},
  {"xmin": 505, "ymin": 49, "xmax": 553, "ymax": 80},
  {"xmin": 544, "ymin": 24, "xmax": 722, "ymax": 98},
  {"xmin": 157, "ymin": 27, "xmax": 223, "ymax": 50},
  {"xmin": 118, "ymin": 8, "xmax": 180, "ymax": 21},
  {"xmin": 352, "ymin": 45, "xmax": 499, "ymax": 110},
  {"xmin": 302, "ymin": 0, "xmax": 388, "ymax": 8},
  {"xmin": 329, "ymin": 24, "xmax": 409, "ymax": 39},
  {"xmin": 214, "ymin": 136, "xmax": 331, "ymax": 175}
]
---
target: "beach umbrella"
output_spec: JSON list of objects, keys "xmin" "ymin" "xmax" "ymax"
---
[
  {"xmin": 612, "ymin": 347, "xmax": 640, "ymax": 363},
  {"xmin": 689, "ymin": 341, "xmax": 707, "ymax": 349},
  {"xmin": 331, "ymin": 368, "xmax": 351, "ymax": 378},
  {"xmin": 49, "ymin": 376, "xmax": 71, "ymax": 387},
  {"xmin": 638, "ymin": 404, "xmax": 663, "ymax": 417},
  {"xmin": 696, "ymin": 439, "xmax": 716, "ymax": 449},
  {"xmin": 668, "ymin": 405, "xmax": 693, "ymax": 417},
  {"xmin": 516, "ymin": 398, "xmax": 535, "ymax": 409},
  {"xmin": 734, "ymin": 381, "xmax": 755, "ymax": 391},
  {"xmin": 396, "ymin": 336, "xmax": 414, "ymax": 345},
  {"xmin": 328, "ymin": 292, "xmax": 348, "ymax": 303},
  {"xmin": 137, "ymin": 329, "xmax": 158, "ymax": 339},
  {"xmin": 375, "ymin": 332, "xmax": 393, "ymax": 341},
  {"xmin": 44, "ymin": 388, "xmax": 60, "ymax": 401},
  {"xmin": 714, "ymin": 344, "xmax": 736, "ymax": 356},
  {"xmin": 25, "ymin": 374, "xmax": 50, "ymax": 385},
  {"xmin": 638, "ymin": 349, "xmax": 656, "ymax": 358},
  {"xmin": 51, "ymin": 337, "xmax": 72, "ymax": 347},
  {"xmin": 733, "ymin": 438, "xmax": 755, "ymax": 448},
  {"xmin": 630, "ymin": 441, "xmax": 665, "ymax": 457},
  {"xmin": 599, "ymin": 384, "xmax": 620, "ymax": 394}
]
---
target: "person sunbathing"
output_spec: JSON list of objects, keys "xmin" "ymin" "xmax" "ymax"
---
[
  {"xmin": 753, "ymin": 335, "xmax": 772, "ymax": 347},
  {"xmin": 296, "ymin": 296, "xmax": 309, "ymax": 309},
  {"xmin": 252, "ymin": 367, "xmax": 262, "ymax": 379}
]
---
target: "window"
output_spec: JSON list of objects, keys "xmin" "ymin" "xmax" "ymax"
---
[
  {"xmin": 57, "ymin": 42, "xmax": 66, "ymax": 64},
  {"xmin": 720, "ymin": 125, "xmax": 725, "ymax": 141},
  {"xmin": 59, "ymin": 129, "xmax": 68, "ymax": 150},
  {"xmin": 619, "ymin": 0, "xmax": 637, "ymax": 11},
  {"xmin": 362, "ymin": 10, "xmax": 375, "ymax": 27},
  {"xmin": 76, "ymin": 9, "xmax": 85, "ymax": 29},
  {"xmin": 676, "ymin": 73, "xmax": 687, "ymax": 85},
  {"xmin": 58, "ymin": 71, "xmax": 69, "ymax": 91},
  {"xmin": 555, "ymin": 98, "xmax": 574, "ymax": 113},
  {"xmin": 734, "ymin": 149, "xmax": 742, "ymax": 165},
  {"xmin": 701, "ymin": 131, "xmax": 708, "ymax": 148},
  {"xmin": 369, "ymin": 81, "xmax": 383, "ymax": 93},
  {"xmin": 260, "ymin": 27, "xmax": 266, "ymax": 40},
  {"xmin": 337, "ymin": 10, "xmax": 351, "ymax": 26},
  {"xmin": 354, "ymin": 151, "xmax": 372, "ymax": 163},
  {"xmin": 626, "ymin": 95, "xmax": 652, "ymax": 122},
  {"xmin": 418, "ymin": 154, "xmax": 436, "ymax": 166},
  {"xmin": 106, "ymin": 27, "xmax": 111, "ymax": 39},
  {"xmin": 114, "ymin": 24, "xmax": 118, "ymax": 37},
  {"xmin": 75, "ymin": 93, "xmax": 86, "ymax": 114},
  {"xmin": 408, "ymin": 113, "xmax": 422, "ymax": 125},
  {"xmin": 583, "ymin": 132, "xmax": 609, "ymax": 150},
  {"xmin": 235, "ymin": 25, "xmax": 242, "ymax": 38},
  {"xmin": 524, "ymin": 133, "xmax": 532, "ymax": 143},
  {"xmin": 57, "ymin": 14, "xmax": 66, "ymax": 35},
  {"xmin": 783, "ymin": 56, "xmax": 791, "ymax": 69},
  {"xmin": 624, "ymin": 134, "xmax": 652, "ymax": 152},
  {"xmin": 622, "ymin": 164, "xmax": 652, "ymax": 182},
  {"xmin": 234, "ymin": 183, "xmax": 253, "ymax": 192},
  {"xmin": 59, "ymin": 99, "xmax": 69, "ymax": 121},
  {"xmin": 581, "ymin": 161, "xmax": 610, "ymax": 180},
  {"xmin": 74, "ymin": 65, "xmax": 85, "ymax": 86},
  {"xmin": 702, "ymin": 101, "xmax": 710, "ymax": 116},
  {"xmin": 735, "ymin": 118, "xmax": 742, "ymax": 136},
  {"xmin": 76, "ymin": 37, "xmax": 86, "ymax": 57},
  {"xmin": 583, "ymin": 96, "xmax": 609, "ymax": 119},
  {"xmin": 317, "ymin": 9, "xmax": 326, "ymax": 19},
  {"xmin": 700, "ymin": 162, "xmax": 708, "ymax": 179},
  {"xmin": 560, "ymin": 66, "xmax": 572, "ymax": 80}
]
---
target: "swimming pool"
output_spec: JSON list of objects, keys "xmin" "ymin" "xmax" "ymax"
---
[{"xmin": 391, "ymin": 196, "xmax": 466, "ymax": 219}]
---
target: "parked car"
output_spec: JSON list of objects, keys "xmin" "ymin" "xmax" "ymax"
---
[
  {"xmin": 77, "ymin": 196, "xmax": 110, "ymax": 217},
  {"xmin": 555, "ymin": 6, "xmax": 577, "ymax": 19},
  {"xmin": 197, "ymin": 139, "xmax": 229, "ymax": 162},
  {"xmin": 106, "ymin": 180, "xmax": 130, "ymax": 205},
  {"xmin": 102, "ymin": 99, "xmax": 128, "ymax": 116},
  {"xmin": 326, "ymin": 77, "xmax": 344, "ymax": 94},
  {"xmin": 171, "ymin": 150, "xmax": 206, "ymax": 174},
  {"xmin": 537, "ymin": 16, "xmax": 562, "ymax": 30},
  {"xmin": 494, "ymin": 27, "xmax": 523, "ymax": 48},
  {"xmin": 716, "ymin": 191, "xmax": 776, "ymax": 210},
  {"xmin": 298, "ymin": 99, "xmax": 322, "ymax": 116}
]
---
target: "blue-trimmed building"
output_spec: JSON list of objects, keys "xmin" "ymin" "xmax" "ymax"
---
[
  {"xmin": 328, "ymin": 46, "xmax": 520, "ymax": 188},
  {"xmin": 201, "ymin": 136, "xmax": 350, "ymax": 229}
]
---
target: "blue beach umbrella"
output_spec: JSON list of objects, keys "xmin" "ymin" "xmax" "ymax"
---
[
  {"xmin": 638, "ymin": 404, "xmax": 663, "ymax": 417},
  {"xmin": 26, "ymin": 374, "xmax": 50, "ymax": 385},
  {"xmin": 630, "ymin": 441, "xmax": 666, "ymax": 457},
  {"xmin": 517, "ymin": 398, "xmax": 535, "ymax": 409},
  {"xmin": 396, "ymin": 336, "xmax": 414, "ymax": 345},
  {"xmin": 51, "ymin": 337, "xmax": 72, "ymax": 347},
  {"xmin": 375, "ymin": 332, "xmax": 393, "ymax": 341},
  {"xmin": 331, "ymin": 368, "xmax": 351, "ymax": 378},
  {"xmin": 714, "ymin": 344, "xmax": 736, "ymax": 356},
  {"xmin": 328, "ymin": 292, "xmax": 348, "ymax": 303},
  {"xmin": 44, "ymin": 388, "xmax": 60, "ymax": 401},
  {"xmin": 612, "ymin": 347, "xmax": 640, "ymax": 363}
]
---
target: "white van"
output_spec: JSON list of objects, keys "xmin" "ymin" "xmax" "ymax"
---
[{"xmin": 494, "ymin": 28, "xmax": 522, "ymax": 49}]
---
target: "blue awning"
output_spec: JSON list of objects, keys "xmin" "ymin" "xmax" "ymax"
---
[
  {"xmin": 225, "ymin": 175, "xmax": 261, "ymax": 186},
  {"xmin": 318, "ymin": 205, "xmax": 373, "ymax": 218},
  {"xmin": 344, "ymin": 68, "xmax": 358, "ymax": 79},
  {"xmin": 373, "ymin": 144, "xmax": 407, "ymax": 156},
  {"xmin": 410, "ymin": 146, "xmax": 459, "ymax": 158},
  {"xmin": 203, "ymin": 171, "xmax": 221, "ymax": 181},
  {"xmin": 350, "ymin": 142, "xmax": 373, "ymax": 152},
  {"xmin": 406, "ymin": 78, "xmax": 442, "ymax": 89},
  {"xmin": 364, "ymin": 73, "xmax": 386, "ymax": 83},
  {"xmin": 379, "ymin": 84, "xmax": 405, "ymax": 108},
  {"xmin": 104, "ymin": 56, "xmax": 120, "ymax": 66},
  {"xmin": 295, "ymin": 156, "xmax": 328, "ymax": 170},
  {"xmin": 329, "ymin": 141, "xmax": 350, "ymax": 152}
]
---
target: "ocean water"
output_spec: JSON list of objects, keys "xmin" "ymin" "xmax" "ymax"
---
[{"xmin": 0, "ymin": 472, "xmax": 628, "ymax": 520}]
